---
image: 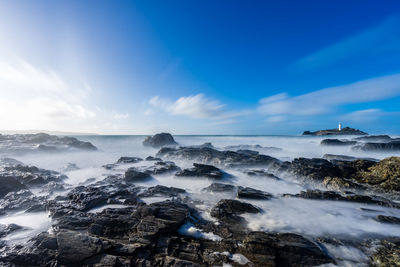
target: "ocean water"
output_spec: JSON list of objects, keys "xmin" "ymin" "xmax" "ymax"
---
[{"xmin": 1, "ymin": 135, "xmax": 400, "ymax": 265}]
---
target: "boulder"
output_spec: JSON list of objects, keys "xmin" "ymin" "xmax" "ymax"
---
[
  {"xmin": 0, "ymin": 176, "xmax": 27, "ymax": 198},
  {"xmin": 125, "ymin": 167, "xmax": 151, "ymax": 182},
  {"xmin": 142, "ymin": 133, "xmax": 177, "ymax": 148},
  {"xmin": 116, "ymin": 156, "xmax": 143, "ymax": 164},
  {"xmin": 176, "ymin": 163, "xmax": 225, "ymax": 179},
  {"xmin": 210, "ymin": 199, "xmax": 261, "ymax": 221},
  {"xmin": 202, "ymin": 183, "xmax": 236, "ymax": 192},
  {"xmin": 237, "ymin": 187, "xmax": 272, "ymax": 200}
]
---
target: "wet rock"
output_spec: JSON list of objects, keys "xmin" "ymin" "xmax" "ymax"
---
[
  {"xmin": 144, "ymin": 161, "xmax": 181, "ymax": 175},
  {"xmin": 320, "ymin": 139, "xmax": 357, "ymax": 146},
  {"xmin": 238, "ymin": 232, "xmax": 334, "ymax": 266},
  {"xmin": 322, "ymin": 154, "xmax": 378, "ymax": 162},
  {"xmin": 0, "ymin": 224, "xmax": 24, "ymax": 238},
  {"xmin": 56, "ymin": 230, "xmax": 104, "ymax": 263},
  {"xmin": 117, "ymin": 156, "xmax": 143, "ymax": 164},
  {"xmin": 237, "ymin": 186, "xmax": 272, "ymax": 200},
  {"xmin": 102, "ymin": 163, "xmax": 117, "ymax": 170},
  {"xmin": 176, "ymin": 163, "xmax": 225, "ymax": 179},
  {"xmin": 370, "ymin": 239, "xmax": 400, "ymax": 266},
  {"xmin": 285, "ymin": 158, "xmax": 342, "ymax": 181},
  {"xmin": 353, "ymin": 141, "xmax": 400, "ymax": 152},
  {"xmin": 374, "ymin": 215, "xmax": 400, "ymax": 224},
  {"xmin": 202, "ymin": 183, "xmax": 236, "ymax": 192},
  {"xmin": 157, "ymin": 146, "xmax": 281, "ymax": 168},
  {"xmin": 355, "ymin": 157, "xmax": 400, "ymax": 192},
  {"xmin": 1, "ymin": 163, "xmax": 67, "ymax": 187},
  {"xmin": 146, "ymin": 156, "xmax": 162, "ymax": 161},
  {"xmin": 0, "ymin": 133, "xmax": 97, "ymax": 154},
  {"xmin": 125, "ymin": 167, "xmax": 152, "ymax": 182},
  {"xmin": 244, "ymin": 169, "xmax": 281, "ymax": 180},
  {"xmin": 0, "ymin": 189, "xmax": 46, "ymax": 213},
  {"xmin": 224, "ymin": 144, "xmax": 282, "ymax": 153},
  {"xmin": 89, "ymin": 207, "xmax": 138, "ymax": 239},
  {"xmin": 210, "ymin": 199, "xmax": 261, "ymax": 222},
  {"xmin": 322, "ymin": 176, "xmax": 363, "ymax": 191},
  {"xmin": 67, "ymin": 186, "xmax": 109, "ymax": 211},
  {"xmin": 237, "ymin": 149, "xmax": 260, "ymax": 156},
  {"xmin": 139, "ymin": 185, "xmax": 186, "ymax": 197},
  {"xmin": 0, "ymin": 176, "xmax": 27, "ymax": 197},
  {"xmin": 284, "ymin": 190, "xmax": 400, "ymax": 208},
  {"xmin": 354, "ymin": 135, "xmax": 393, "ymax": 142},
  {"xmin": 142, "ymin": 132, "xmax": 178, "ymax": 148}
]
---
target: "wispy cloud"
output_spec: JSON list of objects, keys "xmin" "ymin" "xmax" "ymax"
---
[
  {"xmin": 340, "ymin": 109, "xmax": 400, "ymax": 123},
  {"xmin": 0, "ymin": 59, "xmax": 130, "ymax": 133},
  {"xmin": 258, "ymin": 73, "xmax": 400, "ymax": 120},
  {"xmin": 148, "ymin": 93, "xmax": 243, "ymax": 120},
  {"xmin": 293, "ymin": 17, "xmax": 400, "ymax": 71}
]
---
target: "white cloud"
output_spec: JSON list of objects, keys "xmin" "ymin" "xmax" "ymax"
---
[
  {"xmin": 340, "ymin": 109, "xmax": 400, "ymax": 123},
  {"xmin": 0, "ymin": 59, "xmax": 129, "ymax": 133},
  {"xmin": 258, "ymin": 73, "xmax": 400, "ymax": 120},
  {"xmin": 148, "ymin": 93, "xmax": 241, "ymax": 120},
  {"xmin": 113, "ymin": 112, "xmax": 130, "ymax": 119}
]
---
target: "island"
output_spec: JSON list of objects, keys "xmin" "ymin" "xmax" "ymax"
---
[{"xmin": 303, "ymin": 126, "xmax": 368, "ymax": 136}]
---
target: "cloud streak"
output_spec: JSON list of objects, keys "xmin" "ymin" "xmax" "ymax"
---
[
  {"xmin": 148, "ymin": 93, "xmax": 243, "ymax": 120},
  {"xmin": 258, "ymin": 73, "xmax": 400, "ymax": 119}
]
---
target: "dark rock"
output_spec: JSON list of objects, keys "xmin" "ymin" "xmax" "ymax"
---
[
  {"xmin": 56, "ymin": 230, "xmax": 104, "ymax": 263},
  {"xmin": 125, "ymin": 167, "xmax": 152, "ymax": 182},
  {"xmin": 202, "ymin": 183, "xmax": 236, "ymax": 192},
  {"xmin": 0, "ymin": 176, "xmax": 27, "ymax": 198},
  {"xmin": 370, "ymin": 239, "xmax": 400, "ymax": 266},
  {"xmin": 146, "ymin": 156, "xmax": 162, "ymax": 161},
  {"xmin": 322, "ymin": 154, "xmax": 378, "ymax": 162},
  {"xmin": 320, "ymin": 139, "xmax": 357, "ymax": 146},
  {"xmin": 244, "ymin": 169, "xmax": 281, "ymax": 180},
  {"xmin": 353, "ymin": 141, "xmax": 400, "ymax": 151},
  {"xmin": 284, "ymin": 190, "xmax": 400, "ymax": 208},
  {"xmin": 210, "ymin": 199, "xmax": 261, "ymax": 222},
  {"xmin": 139, "ymin": 185, "xmax": 186, "ymax": 197},
  {"xmin": 285, "ymin": 158, "xmax": 342, "ymax": 181},
  {"xmin": 0, "ymin": 224, "xmax": 24, "ymax": 238},
  {"xmin": 67, "ymin": 186, "xmax": 109, "ymax": 211},
  {"xmin": 117, "ymin": 156, "xmax": 143, "ymax": 164},
  {"xmin": 354, "ymin": 135, "xmax": 393, "ymax": 142},
  {"xmin": 238, "ymin": 232, "xmax": 334, "ymax": 266},
  {"xmin": 144, "ymin": 161, "xmax": 181, "ymax": 175},
  {"xmin": 157, "ymin": 146, "xmax": 281, "ymax": 168},
  {"xmin": 176, "ymin": 163, "xmax": 225, "ymax": 179},
  {"xmin": 355, "ymin": 157, "xmax": 400, "ymax": 192},
  {"xmin": 143, "ymin": 133, "xmax": 178, "ymax": 148},
  {"xmin": 237, "ymin": 187, "xmax": 272, "ymax": 200},
  {"xmin": 374, "ymin": 215, "xmax": 400, "ymax": 224},
  {"xmin": 237, "ymin": 149, "xmax": 259, "ymax": 156},
  {"xmin": 303, "ymin": 126, "xmax": 367, "ymax": 136}
]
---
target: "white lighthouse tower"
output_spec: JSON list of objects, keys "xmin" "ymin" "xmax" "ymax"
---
[{"xmin": 338, "ymin": 122, "xmax": 342, "ymax": 131}]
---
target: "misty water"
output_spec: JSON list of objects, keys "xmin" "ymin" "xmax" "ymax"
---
[{"xmin": 2, "ymin": 135, "xmax": 400, "ymax": 266}]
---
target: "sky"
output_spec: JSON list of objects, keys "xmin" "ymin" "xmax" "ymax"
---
[{"xmin": 0, "ymin": 0, "xmax": 400, "ymax": 135}]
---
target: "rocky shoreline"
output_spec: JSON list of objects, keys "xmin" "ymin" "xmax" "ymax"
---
[{"xmin": 0, "ymin": 133, "xmax": 399, "ymax": 266}]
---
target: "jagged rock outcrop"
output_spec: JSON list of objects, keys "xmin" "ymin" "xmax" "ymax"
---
[{"xmin": 142, "ymin": 133, "xmax": 178, "ymax": 148}]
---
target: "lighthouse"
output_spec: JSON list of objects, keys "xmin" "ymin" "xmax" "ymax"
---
[{"xmin": 338, "ymin": 122, "xmax": 342, "ymax": 131}]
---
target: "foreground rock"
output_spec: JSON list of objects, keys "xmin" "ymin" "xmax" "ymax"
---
[
  {"xmin": 0, "ymin": 133, "xmax": 97, "ymax": 154},
  {"xmin": 303, "ymin": 126, "xmax": 367, "ymax": 136},
  {"xmin": 157, "ymin": 146, "xmax": 281, "ymax": 168},
  {"xmin": 210, "ymin": 199, "xmax": 261, "ymax": 222},
  {"xmin": 176, "ymin": 163, "xmax": 225, "ymax": 179},
  {"xmin": 142, "ymin": 132, "xmax": 177, "ymax": 148},
  {"xmin": 237, "ymin": 187, "xmax": 272, "ymax": 200},
  {"xmin": 355, "ymin": 157, "xmax": 400, "ymax": 192}
]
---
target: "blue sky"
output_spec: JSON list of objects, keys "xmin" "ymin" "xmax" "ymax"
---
[{"xmin": 0, "ymin": 0, "xmax": 399, "ymax": 134}]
